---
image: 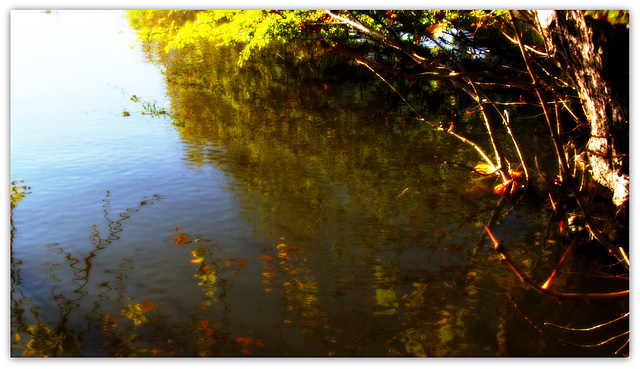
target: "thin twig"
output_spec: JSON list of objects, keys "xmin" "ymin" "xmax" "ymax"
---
[
  {"xmin": 544, "ymin": 312, "xmax": 629, "ymax": 332},
  {"xmin": 443, "ymin": 130, "xmax": 497, "ymax": 169},
  {"xmin": 502, "ymin": 110, "xmax": 529, "ymax": 181},
  {"xmin": 499, "ymin": 29, "xmax": 549, "ymax": 56},
  {"xmin": 614, "ymin": 339, "xmax": 629, "ymax": 356},
  {"xmin": 356, "ymin": 60, "xmax": 425, "ymax": 121}
]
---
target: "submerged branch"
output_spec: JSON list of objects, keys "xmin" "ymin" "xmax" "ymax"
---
[
  {"xmin": 509, "ymin": 296, "xmax": 629, "ymax": 352},
  {"xmin": 485, "ymin": 226, "xmax": 629, "ymax": 301}
]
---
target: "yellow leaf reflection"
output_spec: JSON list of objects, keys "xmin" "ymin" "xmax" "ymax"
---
[
  {"xmin": 121, "ymin": 300, "xmax": 155, "ymax": 326},
  {"xmin": 374, "ymin": 288, "xmax": 398, "ymax": 315}
]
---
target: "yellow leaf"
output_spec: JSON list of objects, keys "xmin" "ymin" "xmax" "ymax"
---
[{"xmin": 474, "ymin": 163, "xmax": 497, "ymax": 175}]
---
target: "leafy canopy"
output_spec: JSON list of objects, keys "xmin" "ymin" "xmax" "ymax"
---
[{"xmin": 128, "ymin": 10, "xmax": 515, "ymax": 65}]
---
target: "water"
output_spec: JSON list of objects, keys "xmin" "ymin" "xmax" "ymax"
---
[{"xmin": 10, "ymin": 10, "xmax": 628, "ymax": 357}]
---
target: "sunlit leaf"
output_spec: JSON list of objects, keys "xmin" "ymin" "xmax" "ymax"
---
[
  {"xmin": 493, "ymin": 180, "xmax": 512, "ymax": 196},
  {"xmin": 474, "ymin": 163, "xmax": 497, "ymax": 175}
]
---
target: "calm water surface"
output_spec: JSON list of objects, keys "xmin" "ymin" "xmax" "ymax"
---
[{"xmin": 10, "ymin": 10, "xmax": 628, "ymax": 357}]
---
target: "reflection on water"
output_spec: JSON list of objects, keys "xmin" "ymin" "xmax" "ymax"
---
[{"xmin": 10, "ymin": 10, "xmax": 628, "ymax": 357}]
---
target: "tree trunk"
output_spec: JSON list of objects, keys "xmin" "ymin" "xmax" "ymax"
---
[{"xmin": 542, "ymin": 10, "xmax": 629, "ymax": 209}]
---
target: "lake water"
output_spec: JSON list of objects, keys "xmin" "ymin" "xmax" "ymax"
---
[{"xmin": 10, "ymin": 10, "xmax": 628, "ymax": 357}]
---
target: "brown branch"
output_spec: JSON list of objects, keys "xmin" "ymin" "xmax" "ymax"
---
[{"xmin": 485, "ymin": 226, "xmax": 628, "ymax": 300}]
